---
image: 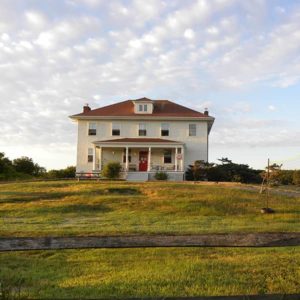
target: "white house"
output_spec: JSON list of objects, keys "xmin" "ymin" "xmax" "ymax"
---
[{"xmin": 70, "ymin": 97, "xmax": 214, "ymax": 181}]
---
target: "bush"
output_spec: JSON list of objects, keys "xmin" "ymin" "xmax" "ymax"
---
[
  {"xmin": 46, "ymin": 166, "xmax": 76, "ymax": 179},
  {"xmin": 102, "ymin": 162, "xmax": 122, "ymax": 179},
  {"xmin": 276, "ymin": 170, "xmax": 294, "ymax": 185},
  {"xmin": 185, "ymin": 157, "xmax": 262, "ymax": 183},
  {"xmin": 154, "ymin": 171, "xmax": 168, "ymax": 180},
  {"xmin": 293, "ymin": 170, "xmax": 300, "ymax": 186}
]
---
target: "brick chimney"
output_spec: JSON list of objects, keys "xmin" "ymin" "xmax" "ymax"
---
[
  {"xmin": 83, "ymin": 103, "xmax": 91, "ymax": 113},
  {"xmin": 204, "ymin": 108, "xmax": 209, "ymax": 116}
]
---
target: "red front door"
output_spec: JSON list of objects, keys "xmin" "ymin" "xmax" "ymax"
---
[{"xmin": 139, "ymin": 151, "xmax": 148, "ymax": 171}]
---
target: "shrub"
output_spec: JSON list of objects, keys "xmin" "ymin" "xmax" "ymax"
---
[
  {"xmin": 293, "ymin": 170, "xmax": 300, "ymax": 186},
  {"xmin": 185, "ymin": 160, "xmax": 212, "ymax": 181},
  {"xmin": 185, "ymin": 157, "xmax": 262, "ymax": 183},
  {"xmin": 154, "ymin": 171, "xmax": 168, "ymax": 180},
  {"xmin": 46, "ymin": 166, "xmax": 76, "ymax": 179},
  {"xmin": 276, "ymin": 170, "xmax": 294, "ymax": 185},
  {"xmin": 102, "ymin": 162, "xmax": 122, "ymax": 179}
]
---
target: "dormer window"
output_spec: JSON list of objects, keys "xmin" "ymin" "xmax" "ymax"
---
[
  {"xmin": 133, "ymin": 98, "xmax": 153, "ymax": 114},
  {"xmin": 138, "ymin": 104, "xmax": 148, "ymax": 112}
]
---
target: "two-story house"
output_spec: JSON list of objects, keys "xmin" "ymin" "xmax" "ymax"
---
[{"xmin": 70, "ymin": 97, "xmax": 214, "ymax": 181}]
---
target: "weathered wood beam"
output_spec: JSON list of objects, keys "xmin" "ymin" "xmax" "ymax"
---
[{"xmin": 1, "ymin": 233, "xmax": 300, "ymax": 251}]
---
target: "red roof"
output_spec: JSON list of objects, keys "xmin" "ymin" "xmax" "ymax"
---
[
  {"xmin": 71, "ymin": 98, "xmax": 210, "ymax": 118},
  {"xmin": 93, "ymin": 138, "xmax": 183, "ymax": 144}
]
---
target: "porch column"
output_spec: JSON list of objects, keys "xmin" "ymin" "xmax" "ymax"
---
[
  {"xmin": 175, "ymin": 147, "xmax": 178, "ymax": 171},
  {"xmin": 180, "ymin": 146, "xmax": 184, "ymax": 171},
  {"xmin": 125, "ymin": 146, "xmax": 129, "ymax": 171},
  {"xmin": 147, "ymin": 147, "xmax": 151, "ymax": 171},
  {"xmin": 92, "ymin": 146, "xmax": 96, "ymax": 171},
  {"xmin": 99, "ymin": 147, "xmax": 102, "ymax": 171}
]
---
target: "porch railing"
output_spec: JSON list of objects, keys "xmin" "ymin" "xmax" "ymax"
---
[{"xmin": 120, "ymin": 164, "xmax": 183, "ymax": 172}]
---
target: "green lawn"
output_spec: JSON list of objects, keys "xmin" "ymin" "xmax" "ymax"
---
[
  {"xmin": 1, "ymin": 247, "xmax": 300, "ymax": 298},
  {"xmin": 0, "ymin": 181, "xmax": 299, "ymax": 237}
]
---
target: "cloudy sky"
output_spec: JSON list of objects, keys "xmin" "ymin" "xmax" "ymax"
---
[{"xmin": 0, "ymin": 0, "xmax": 299, "ymax": 170}]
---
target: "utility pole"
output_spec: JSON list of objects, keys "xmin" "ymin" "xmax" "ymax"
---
[
  {"xmin": 260, "ymin": 158, "xmax": 275, "ymax": 214},
  {"xmin": 266, "ymin": 158, "xmax": 270, "ymax": 208}
]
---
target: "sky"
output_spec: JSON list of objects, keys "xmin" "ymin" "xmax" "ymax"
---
[{"xmin": 0, "ymin": 0, "xmax": 299, "ymax": 170}]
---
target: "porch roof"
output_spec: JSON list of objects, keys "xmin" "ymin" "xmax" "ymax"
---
[{"xmin": 93, "ymin": 138, "xmax": 184, "ymax": 146}]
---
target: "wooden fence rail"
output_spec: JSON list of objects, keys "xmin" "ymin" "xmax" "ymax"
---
[{"xmin": 1, "ymin": 233, "xmax": 300, "ymax": 251}]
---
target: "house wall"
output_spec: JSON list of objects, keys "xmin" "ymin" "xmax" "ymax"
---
[
  {"xmin": 75, "ymin": 119, "xmax": 208, "ymax": 173},
  {"xmin": 99, "ymin": 148, "xmax": 177, "ymax": 171}
]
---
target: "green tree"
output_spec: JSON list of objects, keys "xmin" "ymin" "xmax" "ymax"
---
[
  {"xmin": 0, "ymin": 152, "xmax": 13, "ymax": 173},
  {"xmin": 0, "ymin": 152, "xmax": 16, "ymax": 180},
  {"xmin": 185, "ymin": 157, "xmax": 261, "ymax": 183},
  {"xmin": 13, "ymin": 156, "xmax": 45, "ymax": 176},
  {"xmin": 13, "ymin": 157, "xmax": 36, "ymax": 175}
]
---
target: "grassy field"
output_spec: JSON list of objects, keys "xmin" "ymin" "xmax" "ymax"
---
[
  {"xmin": 1, "ymin": 180, "xmax": 300, "ymax": 298},
  {"xmin": 1, "ymin": 247, "xmax": 300, "ymax": 298},
  {"xmin": 0, "ymin": 180, "xmax": 299, "ymax": 237}
]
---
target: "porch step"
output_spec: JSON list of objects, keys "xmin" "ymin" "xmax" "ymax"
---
[{"xmin": 126, "ymin": 172, "xmax": 149, "ymax": 181}]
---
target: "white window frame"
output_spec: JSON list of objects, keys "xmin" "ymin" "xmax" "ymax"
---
[
  {"xmin": 163, "ymin": 149, "xmax": 172, "ymax": 164},
  {"xmin": 138, "ymin": 104, "xmax": 148, "ymax": 112},
  {"xmin": 189, "ymin": 124, "xmax": 197, "ymax": 136},
  {"xmin": 88, "ymin": 122, "xmax": 97, "ymax": 135},
  {"xmin": 161, "ymin": 123, "xmax": 169, "ymax": 136},
  {"xmin": 112, "ymin": 123, "xmax": 120, "ymax": 136},
  {"xmin": 88, "ymin": 148, "xmax": 93, "ymax": 162},
  {"xmin": 138, "ymin": 123, "xmax": 147, "ymax": 136}
]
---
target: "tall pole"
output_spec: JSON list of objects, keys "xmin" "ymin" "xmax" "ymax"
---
[{"xmin": 267, "ymin": 158, "xmax": 270, "ymax": 208}]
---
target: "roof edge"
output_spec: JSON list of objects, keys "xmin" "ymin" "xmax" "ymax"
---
[{"xmin": 70, "ymin": 115, "xmax": 215, "ymax": 121}]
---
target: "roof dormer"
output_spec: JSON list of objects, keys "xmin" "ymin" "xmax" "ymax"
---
[{"xmin": 132, "ymin": 97, "xmax": 154, "ymax": 114}]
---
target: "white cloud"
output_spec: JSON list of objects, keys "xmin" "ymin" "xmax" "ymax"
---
[
  {"xmin": 207, "ymin": 26, "xmax": 219, "ymax": 35},
  {"xmin": 268, "ymin": 105, "xmax": 276, "ymax": 111},
  {"xmin": 25, "ymin": 11, "xmax": 47, "ymax": 29},
  {"xmin": 0, "ymin": 0, "xmax": 299, "ymax": 169},
  {"xmin": 1, "ymin": 33, "xmax": 10, "ymax": 42},
  {"xmin": 67, "ymin": 0, "xmax": 103, "ymax": 7},
  {"xmin": 184, "ymin": 28, "xmax": 195, "ymax": 40}
]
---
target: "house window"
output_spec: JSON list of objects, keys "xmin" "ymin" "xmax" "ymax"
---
[
  {"xmin": 112, "ymin": 123, "xmax": 120, "ymax": 136},
  {"xmin": 161, "ymin": 123, "xmax": 169, "ymax": 136},
  {"xmin": 123, "ymin": 149, "xmax": 132, "ymax": 163},
  {"xmin": 88, "ymin": 148, "xmax": 93, "ymax": 162},
  {"xmin": 138, "ymin": 123, "xmax": 147, "ymax": 136},
  {"xmin": 138, "ymin": 104, "xmax": 147, "ymax": 112},
  {"xmin": 88, "ymin": 122, "xmax": 96, "ymax": 135},
  {"xmin": 164, "ymin": 149, "xmax": 172, "ymax": 164},
  {"xmin": 189, "ymin": 124, "xmax": 196, "ymax": 136}
]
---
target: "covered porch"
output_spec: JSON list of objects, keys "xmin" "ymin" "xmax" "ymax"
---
[{"xmin": 92, "ymin": 138, "xmax": 185, "ymax": 179}]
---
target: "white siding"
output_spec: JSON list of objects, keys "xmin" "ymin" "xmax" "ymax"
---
[{"xmin": 76, "ymin": 119, "xmax": 208, "ymax": 172}]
